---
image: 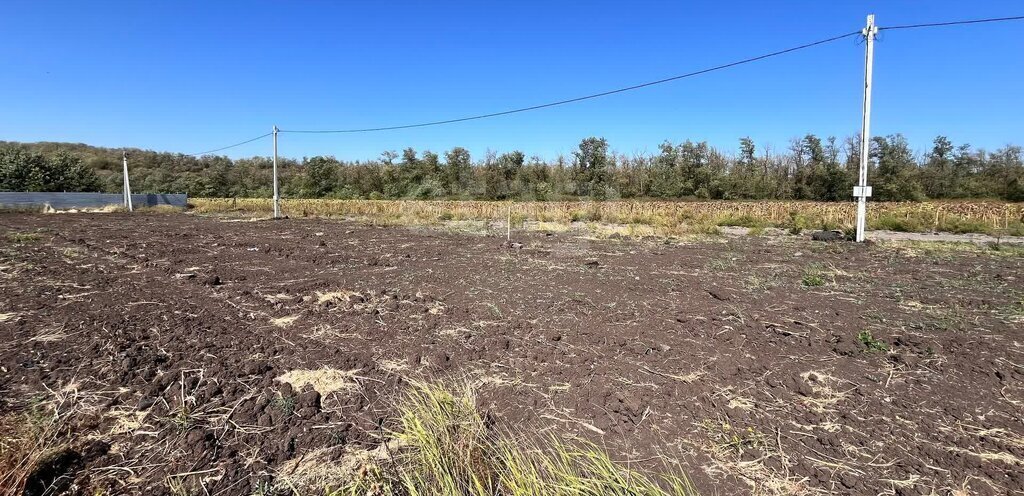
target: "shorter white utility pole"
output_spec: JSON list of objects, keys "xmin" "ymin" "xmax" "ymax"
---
[
  {"xmin": 272, "ymin": 125, "xmax": 280, "ymax": 219},
  {"xmin": 854, "ymin": 14, "xmax": 877, "ymax": 242},
  {"xmin": 122, "ymin": 151, "xmax": 134, "ymax": 212}
]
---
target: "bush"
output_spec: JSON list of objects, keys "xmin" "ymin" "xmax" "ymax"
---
[
  {"xmin": 786, "ymin": 211, "xmax": 813, "ymax": 235},
  {"xmin": 801, "ymin": 264, "xmax": 827, "ymax": 287},
  {"xmin": 714, "ymin": 214, "xmax": 765, "ymax": 228},
  {"xmin": 569, "ymin": 208, "xmax": 602, "ymax": 222},
  {"xmin": 937, "ymin": 217, "xmax": 993, "ymax": 235},
  {"xmin": 872, "ymin": 214, "xmax": 926, "ymax": 233}
]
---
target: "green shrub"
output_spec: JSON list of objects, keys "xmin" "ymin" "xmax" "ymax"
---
[
  {"xmin": 715, "ymin": 214, "xmax": 765, "ymax": 228},
  {"xmin": 872, "ymin": 214, "xmax": 926, "ymax": 233},
  {"xmin": 857, "ymin": 330, "xmax": 889, "ymax": 352},
  {"xmin": 801, "ymin": 264, "xmax": 827, "ymax": 287}
]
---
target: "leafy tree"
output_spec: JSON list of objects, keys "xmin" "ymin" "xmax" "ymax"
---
[
  {"xmin": 872, "ymin": 134, "xmax": 924, "ymax": 201},
  {"xmin": 650, "ymin": 141, "xmax": 680, "ymax": 198},
  {"xmin": 984, "ymin": 146, "xmax": 1024, "ymax": 200},
  {"xmin": 443, "ymin": 147, "xmax": 472, "ymax": 195},
  {"xmin": 814, "ymin": 137, "xmax": 850, "ymax": 201},
  {"xmin": 792, "ymin": 134, "xmax": 824, "ymax": 199},
  {"xmin": 922, "ymin": 136, "xmax": 956, "ymax": 198},
  {"xmin": 678, "ymin": 140, "xmax": 718, "ymax": 198},
  {"xmin": 302, "ymin": 156, "xmax": 340, "ymax": 197},
  {"xmin": 0, "ymin": 147, "xmax": 100, "ymax": 192},
  {"xmin": 2, "ymin": 133, "xmax": 1021, "ymax": 202},
  {"xmin": 572, "ymin": 137, "xmax": 610, "ymax": 198},
  {"xmin": 481, "ymin": 150, "xmax": 525, "ymax": 199},
  {"xmin": 420, "ymin": 151, "xmax": 441, "ymax": 182}
]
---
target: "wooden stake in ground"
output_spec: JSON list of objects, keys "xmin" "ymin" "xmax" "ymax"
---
[{"xmin": 507, "ymin": 203, "xmax": 512, "ymax": 242}]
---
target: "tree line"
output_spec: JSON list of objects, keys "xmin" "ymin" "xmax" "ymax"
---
[{"xmin": 2, "ymin": 135, "xmax": 1022, "ymax": 201}]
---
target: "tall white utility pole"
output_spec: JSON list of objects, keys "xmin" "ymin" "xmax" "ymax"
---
[
  {"xmin": 122, "ymin": 151, "xmax": 134, "ymax": 212},
  {"xmin": 854, "ymin": 14, "xmax": 877, "ymax": 242},
  {"xmin": 272, "ymin": 125, "xmax": 280, "ymax": 219}
]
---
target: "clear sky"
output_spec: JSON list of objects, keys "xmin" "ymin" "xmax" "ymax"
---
[{"xmin": 2, "ymin": 1, "xmax": 1022, "ymax": 161}]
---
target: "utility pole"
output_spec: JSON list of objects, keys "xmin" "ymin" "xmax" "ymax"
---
[
  {"xmin": 122, "ymin": 151, "xmax": 133, "ymax": 212},
  {"xmin": 855, "ymin": 14, "xmax": 877, "ymax": 242},
  {"xmin": 272, "ymin": 125, "xmax": 280, "ymax": 219}
]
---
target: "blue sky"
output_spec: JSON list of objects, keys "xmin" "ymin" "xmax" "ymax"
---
[{"xmin": 2, "ymin": 1, "xmax": 1022, "ymax": 161}]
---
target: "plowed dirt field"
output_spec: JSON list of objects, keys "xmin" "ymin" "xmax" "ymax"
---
[{"xmin": 1, "ymin": 213, "xmax": 1022, "ymax": 495}]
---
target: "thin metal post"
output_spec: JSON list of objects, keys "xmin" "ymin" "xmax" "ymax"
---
[
  {"xmin": 272, "ymin": 125, "xmax": 280, "ymax": 219},
  {"xmin": 855, "ymin": 14, "xmax": 877, "ymax": 242},
  {"xmin": 122, "ymin": 151, "xmax": 133, "ymax": 212}
]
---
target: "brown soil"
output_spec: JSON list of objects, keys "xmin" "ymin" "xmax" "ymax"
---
[{"xmin": 1, "ymin": 213, "xmax": 1022, "ymax": 495}]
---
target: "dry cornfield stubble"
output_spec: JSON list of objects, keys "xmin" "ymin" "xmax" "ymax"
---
[{"xmin": 190, "ymin": 198, "xmax": 1024, "ymax": 235}]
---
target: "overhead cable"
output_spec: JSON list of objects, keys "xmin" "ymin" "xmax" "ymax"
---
[{"xmin": 279, "ymin": 30, "xmax": 862, "ymax": 134}]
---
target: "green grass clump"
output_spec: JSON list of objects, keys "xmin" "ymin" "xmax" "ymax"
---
[
  {"xmin": 5, "ymin": 232, "xmax": 41, "ymax": 243},
  {"xmin": 857, "ymin": 330, "xmax": 889, "ymax": 352},
  {"xmin": 714, "ymin": 214, "xmax": 765, "ymax": 229},
  {"xmin": 684, "ymin": 223, "xmax": 721, "ymax": 236},
  {"xmin": 334, "ymin": 382, "xmax": 695, "ymax": 496},
  {"xmin": 272, "ymin": 395, "xmax": 296, "ymax": 417},
  {"xmin": 881, "ymin": 240, "xmax": 1024, "ymax": 258},
  {"xmin": 986, "ymin": 242, "xmax": 1024, "ymax": 256},
  {"xmin": 872, "ymin": 214, "xmax": 926, "ymax": 233},
  {"xmin": 997, "ymin": 295, "xmax": 1024, "ymax": 322},
  {"xmin": 941, "ymin": 219, "xmax": 992, "ymax": 235},
  {"xmin": 1001, "ymin": 221, "xmax": 1024, "ymax": 237},
  {"xmin": 569, "ymin": 208, "xmax": 602, "ymax": 223},
  {"xmin": 785, "ymin": 211, "xmax": 815, "ymax": 235},
  {"xmin": 801, "ymin": 265, "xmax": 827, "ymax": 287}
]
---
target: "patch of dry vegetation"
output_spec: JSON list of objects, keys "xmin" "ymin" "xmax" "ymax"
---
[
  {"xmin": 276, "ymin": 381, "xmax": 696, "ymax": 495},
  {"xmin": 190, "ymin": 198, "xmax": 1024, "ymax": 235},
  {"xmin": 276, "ymin": 368, "xmax": 362, "ymax": 396}
]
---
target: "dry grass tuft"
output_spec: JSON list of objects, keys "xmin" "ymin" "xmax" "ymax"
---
[
  {"xmin": 377, "ymin": 358, "xmax": 410, "ymax": 375},
  {"xmin": 700, "ymin": 420, "xmax": 818, "ymax": 496},
  {"xmin": 320, "ymin": 381, "xmax": 696, "ymax": 495},
  {"xmin": 0, "ymin": 408, "xmax": 63, "ymax": 496},
  {"xmin": 270, "ymin": 315, "xmax": 300, "ymax": 328},
  {"xmin": 797, "ymin": 371, "xmax": 849, "ymax": 414},
  {"xmin": 316, "ymin": 290, "xmax": 363, "ymax": 305},
  {"xmin": 274, "ymin": 444, "xmax": 397, "ymax": 495},
  {"xmin": 28, "ymin": 326, "xmax": 68, "ymax": 343},
  {"xmin": 275, "ymin": 368, "xmax": 361, "ymax": 396},
  {"xmin": 0, "ymin": 384, "xmax": 95, "ymax": 496}
]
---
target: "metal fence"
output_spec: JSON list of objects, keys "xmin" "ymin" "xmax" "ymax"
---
[{"xmin": 0, "ymin": 192, "xmax": 187, "ymax": 210}]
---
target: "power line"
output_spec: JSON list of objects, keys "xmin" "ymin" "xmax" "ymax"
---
[
  {"xmin": 280, "ymin": 30, "xmax": 862, "ymax": 134},
  {"xmin": 880, "ymin": 15, "xmax": 1024, "ymax": 31},
  {"xmin": 189, "ymin": 13, "xmax": 1024, "ymax": 150},
  {"xmin": 187, "ymin": 132, "xmax": 272, "ymax": 156}
]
